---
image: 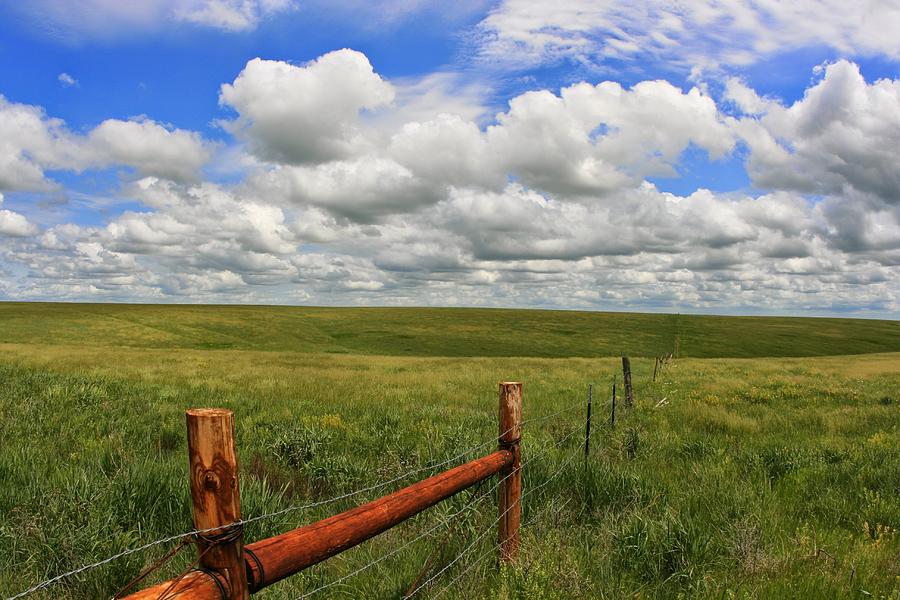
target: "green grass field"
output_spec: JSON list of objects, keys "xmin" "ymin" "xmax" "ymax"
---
[
  {"xmin": 3, "ymin": 302, "xmax": 900, "ymax": 357},
  {"xmin": 1, "ymin": 303, "xmax": 898, "ymax": 599}
]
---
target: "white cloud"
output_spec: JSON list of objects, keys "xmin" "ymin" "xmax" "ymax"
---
[
  {"xmin": 0, "ymin": 95, "xmax": 84, "ymax": 191},
  {"xmin": 174, "ymin": 0, "xmax": 295, "ymax": 32},
  {"xmin": 253, "ymin": 157, "xmax": 444, "ymax": 222},
  {"xmin": 0, "ymin": 191, "xmax": 38, "ymax": 237},
  {"xmin": 389, "ymin": 113, "xmax": 501, "ymax": 191},
  {"xmin": 485, "ymin": 80, "xmax": 735, "ymax": 196},
  {"xmin": 10, "ymin": 0, "xmax": 296, "ymax": 40},
  {"xmin": 2, "ymin": 50, "xmax": 898, "ymax": 315},
  {"xmin": 0, "ymin": 96, "xmax": 213, "ymax": 191},
  {"xmin": 88, "ymin": 118, "xmax": 212, "ymax": 181},
  {"xmin": 473, "ymin": 1, "xmax": 900, "ymax": 73},
  {"xmin": 219, "ymin": 50, "xmax": 395, "ymax": 165},
  {"xmin": 735, "ymin": 60, "xmax": 900, "ymax": 209},
  {"xmin": 0, "ymin": 210, "xmax": 38, "ymax": 237},
  {"xmin": 58, "ymin": 73, "xmax": 77, "ymax": 87}
]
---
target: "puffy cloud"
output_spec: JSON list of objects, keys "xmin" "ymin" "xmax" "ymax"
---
[
  {"xmin": 735, "ymin": 61, "xmax": 900, "ymax": 208},
  {"xmin": 0, "ymin": 95, "xmax": 83, "ymax": 191},
  {"xmin": 87, "ymin": 118, "xmax": 212, "ymax": 182},
  {"xmin": 473, "ymin": 1, "xmax": 900, "ymax": 72},
  {"xmin": 253, "ymin": 157, "xmax": 444, "ymax": 222},
  {"xmin": 216, "ymin": 53, "xmax": 735, "ymax": 223},
  {"xmin": 0, "ymin": 96, "xmax": 212, "ymax": 191},
  {"xmin": 219, "ymin": 51, "xmax": 395, "ymax": 165},
  {"xmin": 0, "ymin": 210, "xmax": 38, "ymax": 237},
  {"xmin": 111, "ymin": 177, "xmax": 298, "ymax": 256},
  {"xmin": 0, "ymin": 194, "xmax": 39, "ymax": 237},
  {"xmin": 389, "ymin": 114, "xmax": 500, "ymax": 190},
  {"xmin": 2, "ymin": 49, "xmax": 898, "ymax": 315},
  {"xmin": 486, "ymin": 80, "xmax": 735, "ymax": 195}
]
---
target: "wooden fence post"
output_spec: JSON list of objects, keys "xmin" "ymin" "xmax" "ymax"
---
[
  {"xmin": 653, "ymin": 356, "xmax": 659, "ymax": 382},
  {"xmin": 611, "ymin": 376, "xmax": 616, "ymax": 428},
  {"xmin": 584, "ymin": 384, "xmax": 592, "ymax": 460},
  {"xmin": 498, "ymin": 382, "xmax": 522, "ymax": 563},
  {"xmin": 186, "ymin": 409, "xmax": 249, "ymax": 600},
  {"xmin": 622, "ymin": 356, "xmax": 634, "ymax": 408}
]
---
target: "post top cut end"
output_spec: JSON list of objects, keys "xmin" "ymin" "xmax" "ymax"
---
[
  {"xmin": 186, "ymin": 408, "xmax": 233, "ymax": 418},
  {"xmin": 499, "ymin": 381, "xmax": 523, "ymax": 386}
]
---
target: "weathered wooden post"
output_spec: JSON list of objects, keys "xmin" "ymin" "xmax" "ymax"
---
[
  {"xmin": 622, "ymin": 356, "xmax": 634, "ymax": 408},
  {"xmin": 610, "ymin": 376, "xmax": 616, "ymax": 428},
  {"xmin": 186, "ymin": 408, "xmax": 249, "ymax": 600},
  {"xmin": 498, "ymin": 382, "xmax": 522, "ymax": 562},
  {"xmin": 584, "ymin": 384, "xmax": 592, "ymax": 460},
  {"xmin": 653, "ymin": 356, "xmax": 659, "ymax": 382}
]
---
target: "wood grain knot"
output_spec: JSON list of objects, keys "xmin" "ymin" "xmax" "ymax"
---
[{"xmin": 203, "ymin": 470, "xmax": 221, "ymax": 491}]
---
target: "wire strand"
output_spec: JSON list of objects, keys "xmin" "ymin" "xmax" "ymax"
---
[
  {"xmin": 431, "ymin": 496, "xmax": 574, "ymax": 598},
  {"xmin": 294, "ymin": 420, "xmax": 583, "ymax": 599},
  {"xmin": 404, "ymin": 429, "xmax": 583, "ymax": 598},
  {"xmin": 3, "ymin": 423, "xmax": 510, "ymax": 600},
  {"xmin": 6, "ymin": 400, "xmax": 587, "ymax": 600}
]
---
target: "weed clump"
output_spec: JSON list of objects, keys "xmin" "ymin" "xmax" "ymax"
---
[
  {"xmin": 271, "ymin": 424, "xmax": 333, "ymax": 467},
  {"xmin": 268, "ymin": 423, "xmax": 364, "ymax": 493}
]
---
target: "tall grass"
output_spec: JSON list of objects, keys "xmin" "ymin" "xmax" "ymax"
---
[{"xmin": 1, "ymin": 340, "xmax": 898, "ymax": 598}]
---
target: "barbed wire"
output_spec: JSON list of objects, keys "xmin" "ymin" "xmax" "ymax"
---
[
  {"xmin": 404, "ymin": 428, "xmax": 584, "ymax": 598},
  {"xmin": 5, "ymin": 398, "xmax": 589, "ymax": 600},
  {"xmin": 294, "ymin": 418, "xmax": 584, "ymax": 599},
  {"xmin": 295, "ymin": 477, "xmax": 499, "ymax": 598},
  {"xmin": 431, "ymin": 496, "xmax": 574, "ymax": 598}
]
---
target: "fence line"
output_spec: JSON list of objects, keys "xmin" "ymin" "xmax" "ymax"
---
[
  {"xmin": 297, "ymin": 420, "xmax": 584, "ymax": 599},
  {"xmin": 7, "ymin": 375, "xmax": 632, "ymax": 600},
  {"xmin": 6, "ymin": 401, "xmax": 573, "ymax": 600},
  {"xmin": 431, "ymin": 496, "xmax": 574, "ymax": 598},
  {"xmin": 404, "ymin": 428, "xmax": 584, "ymax": 597}
]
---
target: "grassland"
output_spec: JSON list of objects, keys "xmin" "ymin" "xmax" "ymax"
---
[
  {"xmin": 0, "ymin": 303, "xmax": 898, "ymax": 599},
  {"xmin": 2, "ymin": 302, "xmax": 900, "ymax": 357}
]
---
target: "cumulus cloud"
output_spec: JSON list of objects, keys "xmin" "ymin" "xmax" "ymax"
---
[
  {"xmin": 734, "ymin": 61, "xmax": 900, "ymax": 208},
  {"xmin": 0, "ymin": 193, "xmax": 39, "ymax": 237},
  {"xmin": 2, "ymin": 49, "xmax": 898, "ymax": 314},
  {"xmin": 0, "ymin": 95, "xmax": 83, "ymax": 190},
  {"xmin": 219, "ymin": 50, "xmax": 395, "ymax": 165},
  {"xmin": 485, "ymin": 80, "xmax": 735, "ymax": 196},
  {"xmin": 0, "ymin": 96, "xmax": 213, "ymax": 191},
  {"xmin": 0, "ymin": 211, "xmax": 38, "ymax": 237},
  {"xmin": 473, "ymin": 1, "xmax": 900, "ymax": 73},
  {"xmin": 252, "ymin": 158, "xmax": 444, "ymax": 222},
  {"xmin": 88, "ymin": 118, "xmax": 212, "ymax": 181}
]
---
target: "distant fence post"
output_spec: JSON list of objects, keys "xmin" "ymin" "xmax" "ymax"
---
[
  {"xmin": 498, "ymin": 382, "xmax": 522, "ymax": 562},
  {"xmin": 622, "ymin": 357, "xmax": 634, "ymax": 408},
  {"xmin": 653, "ymin": 356, "xmax": 659, "ymax": 382},
  {"xmin": 611, "ymin": 376, "xmax": 616, "ymax": 428},
  {"xmin": 186, "ymin": 408, "xmax": 249, "ymax": 600},
  {"xmin": 584, "ymin": 384, "xmax": 593, "ymax": 460}
]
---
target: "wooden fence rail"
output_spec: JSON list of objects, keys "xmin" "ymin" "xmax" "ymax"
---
[{"xmin": 122, "ymin": 382, "xmax": 524, "ymax": 599}]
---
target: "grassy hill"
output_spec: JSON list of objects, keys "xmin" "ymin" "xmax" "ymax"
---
[
  {"xmin": 1, "ymin": 301, "xmax": 898, "ymax": 598},
  {"xmin": 0, "ymin": 302, "xmax": 898, "ymax": 358}
]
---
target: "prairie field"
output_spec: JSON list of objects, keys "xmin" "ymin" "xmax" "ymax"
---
[{"xmin": 1, "ymin": 303, "xmax": 898, "ymax": 599}]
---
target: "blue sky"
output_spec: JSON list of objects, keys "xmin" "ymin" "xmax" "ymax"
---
[{"xmin": 0, "ymin": 1, "xmax": 899, "ymax": 317}]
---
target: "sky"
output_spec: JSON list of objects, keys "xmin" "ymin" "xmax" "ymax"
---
[{"xmin": 0, "ymin": 1, "xmax": 899, "ymax": 317}]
